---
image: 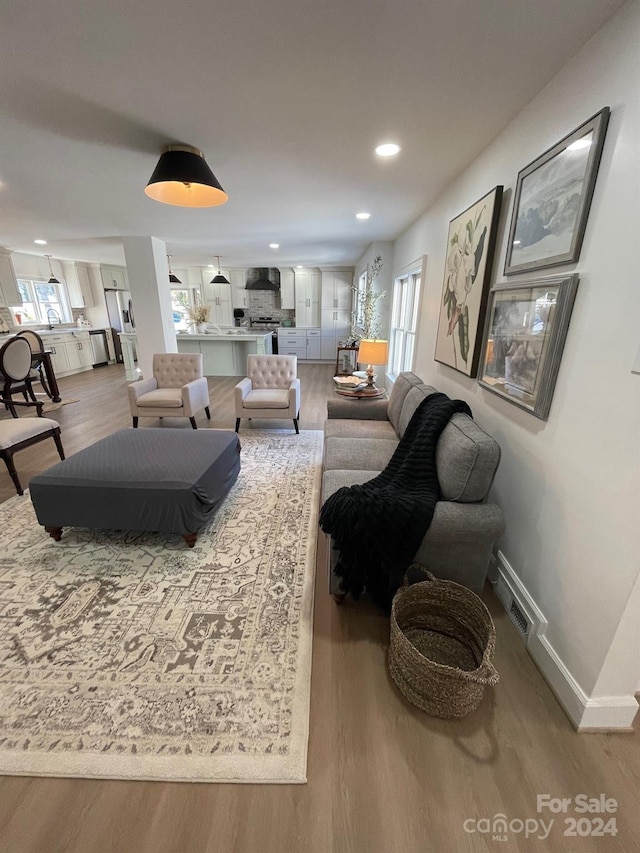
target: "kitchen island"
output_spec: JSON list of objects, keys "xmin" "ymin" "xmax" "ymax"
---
[{"xmin": 119, "ymin": 331, "xmax": 273, "ymax": 380}]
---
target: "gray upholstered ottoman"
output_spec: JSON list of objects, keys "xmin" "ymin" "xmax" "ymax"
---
[{"xmin": 29, "ymin": 428, "xmax": 241, "ymax": 547}]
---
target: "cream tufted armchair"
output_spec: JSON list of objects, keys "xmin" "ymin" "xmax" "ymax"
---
[
  {"xmin": 127, "ymin": 353, "xmax": 211, "ymax": 429},
  {"xmin": 234, "ymin": 355, "xmax": 300, "ymax": 434}
]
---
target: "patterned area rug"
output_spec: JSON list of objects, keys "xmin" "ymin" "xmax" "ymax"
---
[{"xmin": 0, "ymin": 430, "xmax": 322, "ymax": 783}]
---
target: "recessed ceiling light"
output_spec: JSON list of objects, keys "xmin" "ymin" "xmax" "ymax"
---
[
  {"xmin": 296, "ymin": 265, "xmax": 303, "ymax": 268},
  {"xmin": 375, "ymin": 143, "xmax": 400, "ymax": 157},
  {"xmin": 567, "ymin": 137, "xmax": 592, "ymax": 151},
  {"xmin": 207, "ymin": 264, "xmax": 215, "ymax": 268},
  {"xmin": 356, "ymin": 212, "xmax": 371, "ymax": 220},
  {"xmin": 34, "ymin": 239, "xmax": 47, "ymax": 245},
  {"xmin": 269, "ymin": 243, "xmax": 279, "ymax": 249}
]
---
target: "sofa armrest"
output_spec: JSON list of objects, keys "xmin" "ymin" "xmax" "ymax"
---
[
  {"xmin": 425, "ymin": 501, "xmax": 505, "ymax": 542},
  {"xmin": 127, "ymin": 377, "xmax": 158, "ymax": 403},
  {"xmin": 182, "ymin": 376, "xmax": 210, "ymax": 414},
  {"xmin": 326, "ymin": 397, "xmax": 390, "ymax": 421},
  {"xmin": 289, "ymin": 377, "xmax": 301, "ymax": 411},
  {"xmin": 234, "ymin": 377, "xmax": 252, "ymax": 407}
]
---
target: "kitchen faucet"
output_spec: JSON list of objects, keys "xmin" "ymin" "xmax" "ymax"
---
[{"xmin": 46, "ymin": 308, "xmax": 62, "ymax": 330}]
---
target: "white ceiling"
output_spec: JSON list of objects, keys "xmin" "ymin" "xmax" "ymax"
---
[{"xmin": 0, "ymin": 0, "xmax": 625, "ymax": 270}]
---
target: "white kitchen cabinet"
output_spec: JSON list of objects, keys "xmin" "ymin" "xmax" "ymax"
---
[
  {"xmin": 101, "ymin": 266, "xmax": 127, "ymax": 291},
  {"xmin": 279, "ymin": 268, "xmax": 295, "ymax": 310},
  {"xmin": 44, "ymin": 335, "xmax": 72, "ymax": 376},
  {"xmin": 66, "ymin": 331, "xmax": 93, "ymax": 370},
  {"xmin": 321, "ymin": 268, "xmax": 353, "ymax": 311},
  {"xmin": 203, "ymin": 279, "xmax": 233, "ymax": 327},
  {"xmin": 294, "ymin": 268, "xmax": 321, "ymax": 328},
  {"xmin": 62, "ymin": 262, "xmax": 95, "ymax": 309},
  {"xmin": 40, "ymin": 331, "xmax": 94, "ymax": 376},
  {"xmin": 306, "ymin": 328, "xmax": 321, "ymax": 359},
  {"xmin": 321, "ymin": 308, "xmax": 352, "ymax": 360},
  {"xmin": 228, "ymin": 269, "xmax": 247, "ymax": 310},
  {"xmin": 277, "ymin": 329, "xmax": 307, "ymax": 359},
  {"xmin": 0, "ymin": 252, "xmax": 21, "ymax": 307}
]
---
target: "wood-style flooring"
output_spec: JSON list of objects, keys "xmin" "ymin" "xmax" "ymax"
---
[{"xmin": 0, "ymin": 363, "xmax": 638, "ymax": 853}]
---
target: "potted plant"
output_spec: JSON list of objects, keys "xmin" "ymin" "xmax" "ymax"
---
[{"xmin": 187, "ymin": 304, "xmax": 211, "ymax": 334}]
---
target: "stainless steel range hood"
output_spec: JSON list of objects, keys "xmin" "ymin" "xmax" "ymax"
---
[{"xmin": 245, "ymin": 267, "xmax": 280, "ymax": 291}]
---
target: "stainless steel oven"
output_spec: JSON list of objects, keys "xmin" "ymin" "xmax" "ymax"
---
[{"xmin": 249, "ymin": 317, "xmax": 281, "ymax": 354}]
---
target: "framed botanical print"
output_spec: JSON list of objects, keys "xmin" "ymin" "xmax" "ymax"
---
[
  {"xmin": 504, "ymin": 108, "xmax": 610, "ymax": 275},
  {"xmin": 434, "ymin": 186, "xmax": 503, "ymax": 377},
  {"xmin": 477, "ymin": 273, "xmax": 579, "ymax": 420}
]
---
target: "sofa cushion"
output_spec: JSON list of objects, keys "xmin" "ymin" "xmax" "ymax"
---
[
  {"xmin": 437, "ymin": 413, "xmax": 501, "ymax": 502},
  {"xmin": 397, "ymin": 384, "xmax": 438, "ymax": 437},
  {"xmin": 136, "ymin": 388, "xmax": 183, "ymax": 408},
  {"xmin": 322, "ymin": 468, "xmax": 377, "ymax": 501},
  {"xmin": 242, "ymin": 388, "xmax": 290, "ymax": 409},
  {"xmin": 324, "ymin": 418, "xmax": 398, "ymax": 441},
  {"xmin": 324, "ymin": 436, "xmax": 396, "ymax": 472},
  {"xmin": 386, "ymin": 372, "xmax": 424, "ymax": 436}
]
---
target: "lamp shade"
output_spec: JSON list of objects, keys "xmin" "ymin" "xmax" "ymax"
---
[
  {"xmin": 145, "ymin": 145, "xmax": 228, "ymax": 208},
  {"xmin": 358, "ymin": 339, "xmax": 388, "ymax": 366},
  {"xmin": 210, "ymin": 255, "xmax": 230, "ymax": 284}
]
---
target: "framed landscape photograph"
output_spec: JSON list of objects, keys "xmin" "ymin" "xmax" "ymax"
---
[
  {"xmin": 434, "ymin": 185, "xmax": 503, "ymax": 377},
  {"xmin": 478, "ymin": 273, "xmax": 579, "ymax": 420},
  {"xmin": 504, "ymin": 107, "xmax": 610, "ymax": 275}
]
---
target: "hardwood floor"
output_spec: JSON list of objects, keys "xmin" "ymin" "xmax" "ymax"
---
[{"xmin": 0, "ymin": 364, "xmax": 638, "ymax": 853}]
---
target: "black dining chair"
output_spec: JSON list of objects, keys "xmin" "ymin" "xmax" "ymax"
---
[{"xmin": 0, "ymin": 336, "xmax": 39, "ymax": 418}]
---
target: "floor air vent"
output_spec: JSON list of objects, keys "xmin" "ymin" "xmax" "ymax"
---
[{"xmin": 509, "ymin": 599, "xmax": 529, "ymax": 637}]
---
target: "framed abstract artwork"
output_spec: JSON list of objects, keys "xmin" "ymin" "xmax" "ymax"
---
[
  {"xmin": 477, "ymin": 273, "xmax": 579, "ymax": 420},
  {"xmin": 504, "ymin": 108, "xmax": 610, "ymax": 275},
  {"xmin": 434, "ymin": 186, "xmax": 503, "ymax": 377}
]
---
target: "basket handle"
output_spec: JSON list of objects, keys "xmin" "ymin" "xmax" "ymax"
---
[
  {"xmin": 403, "ymin": 565, "xmax": 437, "ymax": 587},
  {"xmin": 466, "ymin": 660, "xmax": 500, "ymax": 686}
]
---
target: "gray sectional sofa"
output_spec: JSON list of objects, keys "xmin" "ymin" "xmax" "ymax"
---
[{"xmin": 322, "ymin": 372, "xmax": 505, "ymax": 597}]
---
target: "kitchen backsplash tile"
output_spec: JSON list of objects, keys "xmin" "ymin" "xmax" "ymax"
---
[{"xmin": 246, "ymin": 291, "xmax": 295, "ymax": 324}]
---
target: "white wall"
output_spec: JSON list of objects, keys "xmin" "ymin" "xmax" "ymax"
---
[{"xmin": 392, "ymin": 1, "xmax": 640, "ymax": 709}]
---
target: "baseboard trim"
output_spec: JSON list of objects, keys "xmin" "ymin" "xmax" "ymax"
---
[{"xmin": 493, "ymin": 551, "xmax": 639, "ymax": 731}]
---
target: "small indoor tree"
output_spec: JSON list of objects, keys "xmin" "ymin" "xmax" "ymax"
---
[{"xmin": 350, "ymin": 255, "xmax": 386, "ymax": 342}]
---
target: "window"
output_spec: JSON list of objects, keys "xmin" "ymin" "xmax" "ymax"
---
[
  {"xmin": 170, "ymin": 287, "xmax": 199, "ymax": 332},
  {"xmin": 12, "ymin": 279, "xmax": 71, "ymax": 326},
  {"xmin": 388, "ymin": 263, "xmax": 422, "ymax": 378},
  {"xmin": 354, "ymin": 269, "xmax": 367, "ymax": 329}
]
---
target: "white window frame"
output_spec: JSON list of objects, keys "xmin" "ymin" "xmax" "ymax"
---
[
  {"xmin": 13, "ymin": 279, "xmax": 72, "ymax": 326},
  {"xmin": 170, "ymin": 285, "xmax": 200, "ymax": 331},
  {"xmin": 353, "ymin": 267, "xmax": 367, "ymax": 331},
  {"xmin": 387, "ymin": 258, "xmax": 425, "ymax": 382}
]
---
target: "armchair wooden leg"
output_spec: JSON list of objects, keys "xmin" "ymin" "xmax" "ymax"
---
[
  {"xmin": 205, "ymin": 406, "xmax": 211, "ymax": 419},
  {"xmin": 52, "ymin": 429, "xmax": 65, "ymax": 461},
  {"xmin": 293, "ymin": 411, "xmax": 300, "ymax": 434},
  {"xmin": 132, "ymin": 417, "xmax": 139, "ymax": 428},
  {"xmin": 235, "ymin": 418, "xmax": 241, "ymax": 433},
  {"xmin": 2, "ymin": 452, "xmax": 23, "ymax": 495},
  {"xmin": 189, "ymin": 417, "xmax": 198, "ymax": 429}
]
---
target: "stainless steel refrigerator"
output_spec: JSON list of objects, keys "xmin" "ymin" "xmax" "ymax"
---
[{"xmin": 104, "ymin": 289, "xmax": 135, "ymax": 363}]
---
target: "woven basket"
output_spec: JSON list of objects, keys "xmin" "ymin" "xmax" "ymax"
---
[{"xmin": 388, "ymin": 569, "xmax": 499, "ymax": 718}]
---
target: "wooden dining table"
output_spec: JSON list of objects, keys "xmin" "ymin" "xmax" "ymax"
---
[{"xmin": 31, "ymin": 349, "xmax": 61, "ymax": 402}]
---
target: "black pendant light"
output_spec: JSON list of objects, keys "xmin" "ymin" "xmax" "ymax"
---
[
  {"xmin": 45, "ymin": 254, "xmax": 60, "ymax": 284},
  {"xmin": 167, "ymin": 255, "xmax": 181, "ymax": 284},
  {"xmin": 145, "ymin": 145, "xmax": 228, "ymax": 208},
  {"xmin": 210, "ymin": 255, "xmax": 230, "ymax": 284}
]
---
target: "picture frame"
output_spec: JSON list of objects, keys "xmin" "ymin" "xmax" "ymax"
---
[
  {"xmin": 477, "ymin": 273, "xmax": 579, "ymax": 420},
  {"xmin": 504, "ymin": 107, "xmax": 610, "ymax": 275},
  {"xmin": 434, "ymin": 185, "xmax": 503, "ymax": 377}
]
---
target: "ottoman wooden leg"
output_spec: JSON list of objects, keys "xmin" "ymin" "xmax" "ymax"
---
[
  {"xmin": 45, "ymin": 526, "xmax": 63, "ymax": 541},
  {"xmin": 183, "ymin": 532, "xmax": 197, "ymax": 548}
]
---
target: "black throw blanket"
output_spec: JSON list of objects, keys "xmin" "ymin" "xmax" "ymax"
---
[{"xmin": 320, "ymin": 393, "xmax": 472, "ymax": 611}]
